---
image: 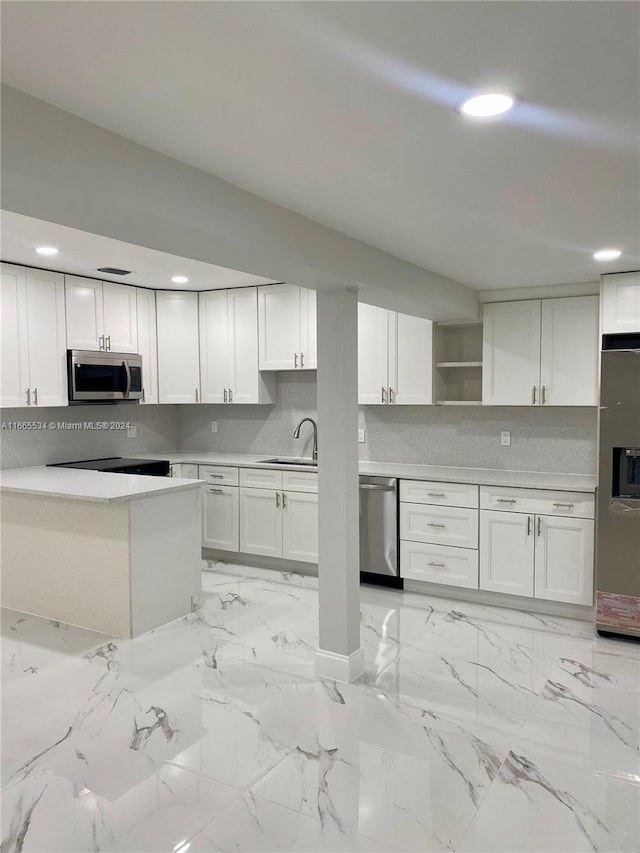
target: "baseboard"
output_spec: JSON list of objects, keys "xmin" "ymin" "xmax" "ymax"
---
[{"xmin": 315, "ymin": 647, "xmax": 365, "ymax": 684}]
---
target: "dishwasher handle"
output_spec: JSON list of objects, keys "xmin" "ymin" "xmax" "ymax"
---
[{"xmin": 359, "ymin": 483, "xmax": 396, "ymax": 491}]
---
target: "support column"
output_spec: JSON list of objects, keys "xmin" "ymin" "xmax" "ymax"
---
[{"xmin": 315, "ymin": 287, "xmax": 364, "ymax": 683}]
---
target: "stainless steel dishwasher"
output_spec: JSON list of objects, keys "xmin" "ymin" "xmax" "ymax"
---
[{"xmin": 359, "ymin": 476, "xmax": 402, "ymax": 588}]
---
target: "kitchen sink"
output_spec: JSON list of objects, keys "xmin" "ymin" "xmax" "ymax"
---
[{"xmin": 259, "ymin": 457, "xmax": 318, "ymax": 467}]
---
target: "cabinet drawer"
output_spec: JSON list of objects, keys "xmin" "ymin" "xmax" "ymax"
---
[
  {"xmin": 282, "ymin": 470, "xmax": 318, "ymax": 493},
  {"xmin": 400, "ymin": 479, "xmax": 479, "ymax": 508},
  {"xmin": 400, "ymin": 540, "xmax": 478, "ymax": 589},
  {"xmin": 199, "ymin": 465, "xmax": 239, "ymax": 486},
  {"xmin": 400, "ymin": 503, "xmax": 478, "ymax": 549},
  {"xmin": 240, "ymin": 467, "xmax": 283, "ymax": 490},
  {"xmin": 181, "ymin": 464, "xmax": 199, "ymax": 479},
  {"xmin": 480, "ymin": 486, "xmax": 594, "ymax": 519}
]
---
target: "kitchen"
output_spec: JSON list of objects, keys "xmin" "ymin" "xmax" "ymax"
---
[{"xmin": 1, "ymin": 2, "xmax": 640, "ymax": 852}]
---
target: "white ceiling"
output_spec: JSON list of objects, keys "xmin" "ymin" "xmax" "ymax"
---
[
  {"xmin": 1, "ymin": 1, "xmax": 639, "ymax": 290},
  {"xmin": 0, "ymin": 211, "xmax": 277, "ymax": 290}
]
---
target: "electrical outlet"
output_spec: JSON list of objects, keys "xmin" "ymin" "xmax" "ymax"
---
[
  {"xmin": 210, "ymin": 421, "xmax": 218, "ymax": 433},
  {"xmin": 500, "ymin": 430, "xmax": 511, "ymax": 446},
  {"xmin": 358, "ymin": 428, "xmax": 366, "ymax": 443},
  {"xmin": 127, "ymin": 425, "xmax": 137, "ymax": 439}
]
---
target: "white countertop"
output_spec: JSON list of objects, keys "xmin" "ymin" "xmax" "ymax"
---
[
  {"xmin": 137, "ymin": 451, "xmax": 597, "ymax": 493},
  {"xmin": 0, "ymin": 466, "xmax": 203, "ymax": 503}
]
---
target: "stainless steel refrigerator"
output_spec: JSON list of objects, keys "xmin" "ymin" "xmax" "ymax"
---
[{"xmin": 596, "ymin": 331, "xmax": 640, "ymax": 637}]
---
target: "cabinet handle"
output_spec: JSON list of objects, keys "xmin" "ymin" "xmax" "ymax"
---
[
  {"xmin": 532, "ymin": 385, "xmax": 537, "ymax": 405},
  {"xmin": 427, "ymin": 492, "xmax": 446, "ymax": 497},
  {"xmin": 223, "ymin": 389, "xmax": 227, "ymax": 403},
  {"xmin": 553, "ymin": 502, "xmax": 575, "ymax": 509},
  {"xmin": 537, "ymin": 517, "xmax": 542, "ymax": 537},
  {"xmin": 275, "ymin": 492, "xmax": 280, "ymax": 508},
  {"xmin": 282, "ymin": 493, "xmax": 287, "ymax": 509},
  {"xmin": 427, "ymin": 522, "xmax": 446, "ymax": 529},
  {"xmin": 300, "ymin": 352, "xmax": 304, "ymax": 368},
  {"xmin": 208, "ymin": 488, "xmax": 224, "ymax": 494},
  {"xmin": 497, "ymin": 498, "xmax": 516, "ymax": 504},
  {"xmin": 541, "ymin": 385, "xmax": 547, "ymax": 405},
  {"xmin": 381, "ymin": 387, "xmax": 386, "ymax": 404},
  {"xmin": 33, "ymin": 388, "xmax": 38, "ymax": 406},
  {"xmin": 195, "ymin": 389, "xmax": 199, "ymax": 403},
  {"xmin": 106, "ymin": 335, "xmax": 111, "ymax": 351},
  {"xmin": 229, "ymin": 388, "xmax": 233, "ymax": 402},
  {"xmin": 209, "ymin": 473, "xmax": 224, "ymax": 479},
  {"xmin": 25, "ymin": 388, "xmax": 30, "ymax": 406},
  {"xmin": 388, "ymin": 387, "xmax": 394, "ymax": 404},
  {"xmin": 142, "ymin": 388, "xmax": 145, "ymax": 403},
  {"xmin": 99, "ymin": 335, "xmax": 105, "ymax": 350},
  {"xmin": 294, "ymin": 353, "xmax": 298, "ymax": 369},
  {"xmin": 527, "ymin": 516, "xmax": 532, "ymax": 536},
  {"xmin": 428, "ymin": 561, "xmax": 446, "ymax": 568}
]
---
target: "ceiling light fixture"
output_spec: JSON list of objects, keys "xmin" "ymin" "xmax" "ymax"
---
[
  {"xmin": 459, "ymin": 92, "xmax": 516, "ymax": 118},
  {"xmin": 171, "ymin": 275, "xmax": 189, "ymax": 284},
  {"xmin": 35, "ymin": 246, "xmax": 59, "ymax": 256},
  {"xmin": 593, "ymin": 248, "xmax": 622, "ymax": 262}
]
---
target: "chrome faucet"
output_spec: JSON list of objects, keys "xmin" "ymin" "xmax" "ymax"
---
[{"xmin": 293, "ymin": 417, "xmax": 318, "ymax": 461}]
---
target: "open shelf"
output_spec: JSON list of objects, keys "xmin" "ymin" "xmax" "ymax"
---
[{"xmin": 433, "ymin": 322, "xmax": 483, "ymax": 405}]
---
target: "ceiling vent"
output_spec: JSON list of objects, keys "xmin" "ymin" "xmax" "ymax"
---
[{"xmin": 97, "ymin": 267, "xmax": 131, "ymax": 276}]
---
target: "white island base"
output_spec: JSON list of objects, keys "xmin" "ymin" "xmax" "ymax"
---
[{"xmin": 1, "ymin": 486, "xmax": 201, "ymax": 638}]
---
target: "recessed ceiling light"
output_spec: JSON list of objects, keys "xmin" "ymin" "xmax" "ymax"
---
[
  {"xmin": 593, "ymin": 248, "xmax": 622, "ymax": 262},
  {"xmin": 35, "ymin": 246, "xmax": 59, "ymax": 256},
  {"xmin": 459, "ymin": 92, "xmax": 516, "ymax": 118},
  {"xmin": 171, "ymin": 275, "xmax": 189, "ymax": 284}
]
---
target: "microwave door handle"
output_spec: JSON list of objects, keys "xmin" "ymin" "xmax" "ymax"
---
[{"xmin": 123, "ymin": 361, "xmax": 131, "ymax": 398}]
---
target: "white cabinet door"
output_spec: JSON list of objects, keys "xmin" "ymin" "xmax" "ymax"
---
[
  {"xmin": 156, "ymin": 291, "xmax": 200, "ymax": 403},
  {"xmin": 482, "ymin": 301, "xmax": 541, "ymax": 405},
  {"xmin": 102, "ymin": 282, "xmax": 138, "ymax": 353},
  {"xmin": 65, "ymin": 275, "xmax": 104, "ymax": 351},
  {"xmin": 230, "ymin": 287, "xmax": 275, "ymax": 403},
  {"xmin": 601, "ymin": 272, "xmax": 640, "ymax": 334},
  {"xmin": 199, "ymin": 290, "xmax": 228, "ymax": 404},
  {"xmin": 393, "ymin": 312, "xmax": 433, "ymax": 405},
  {"xmin": 1, "ymin": 264, "xmax": 29, "ymax": 407},
  {"xmin": 299, "ymin": 287, "xmax": 317, "ymax": 369},
  {"xmin": 358, "ymin": 303, "xmax": 389, "ymax": 404},
  {"xmin": 282, "ymin": 491, "xmax": 318, "ymax": 563},
  {"xmin": 479, "ymin": 510, "xmax": 534, "ymax": 596},
  {"xmin": 540, "ymin": 296, "xmax": 598, "ymax": 406},
  {"xmin": 534, "ymin": 515, "xmax": 594, "ymax": 605},
  {"xmin": 136, "ymin": 289, "xmax": 158, "ymax": 404},
  {"xmin": 239, "ymin": 487, "xmax": 283, "ymax": 557},
  {"xmin": 258, "ymin": 284, "xmax": 300, "ymax": 370},
  {"xmin": 203, "ymin": 485, "xmax": 239, "ymax": 551},
  {"xmin": 24, "ymin": 268, "xmax": 67, "ymax": 407}
]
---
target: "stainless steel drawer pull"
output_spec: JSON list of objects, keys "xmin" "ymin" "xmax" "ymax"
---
[
  {"xmin": 208, "ymin": 474, "xmax": 224, "ymax": 479},
  {"xmin": 224, "ymin": 389, "xmax": 227, "ymax": 403},
  {"xmin": 195, "ymin": 388, "xmax": 199, "ymax": 402},
  {"xmin": 106, "ymin": 335, "xmax": 111, "ymax": 351},
  {"xmin": 99, "ymin": 335, "xmax": 105, "ymax": 350},
  {"xmin": 275, "ymin": 492, "xmax": 280, "ymax": 508},
  {"xmin": 532, "ymin": 385, "xmax": 537, "ymax": 405},
  {"xmin": 208, "ymin": 488, "xmax": 224, "ymax": 494},
  {"xmin": 428, "ymin": 561, "xmax": 446, "ymax": 568},
  {"xmin": 553, "ymin": 502, "xmax": 575, "ymax": 509},
  {"xmin": 427, "ymin": 522, "xmax": 446, "ymax": 528},
  {"xmin": 497, "ymin": 498, "xmax": 516, "ymax": 504},
  {"xmin": 541, "ymin": 385, "xmax": 547, "ymax": 405},
  {"xmin": 294, "ymin": 353, "xmax": 298, "ymax": 368},
  {"xmin": 229, "ymin": 388, "xmax": 233, "ymax": 402},
  {"xmin": 527, "ymin": 515, "xmax": 532, "ymax": 536},
  {"xmin": 300, "ymin": 353, "xmax": 305, "ymax": 368},
  {"xmin": 427, "ymin": 492, "xmax": 446, "ymax": 497},
  {"xmin": 388, "ymin": 387, "xmax": 394, "ymax": 403},
  {"xmin": 25, "ymin": 388, "xmax": 30, "ymax": 406},
  {"xmin": 33, "ymin": 388, "xmax": 38, "ymax": 406},
  {"xmin": 537, "ymin": 517, "xmax": 542, "ymax": 536},
  {"xmin": 282, "ymin": 493, "xmax": 287, "ymax": 509},
  {"xmin": 381, "ymin": 386, "xmax": 386, "ymax": 404}
]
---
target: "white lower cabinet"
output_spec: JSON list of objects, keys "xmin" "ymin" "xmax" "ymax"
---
[
  {"xmin": 479, "ymin": 510, "xmax": 535, "ymax": 597},
  {"xmin": 479, "ymin": 488, "xmax": 595, "ymax": 605},
  {"xmin": 400, "ymin": 541, "xmax": 479, "ymax": 589},
  {"xmin": 203, "ymin": 485, "xmax": 240, "ymax": 552},
  {"xmin": 239, "ymin": 468, "xmax": 318, "ymax": 563},
  {"xmin": 170, "ymin": 463, "xmax": 199, "ymax": 478}
]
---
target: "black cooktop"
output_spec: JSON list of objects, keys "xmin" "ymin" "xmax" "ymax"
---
[{"xmin": 49, "ymin": 457, "xmax": 170, "ymax": 476}]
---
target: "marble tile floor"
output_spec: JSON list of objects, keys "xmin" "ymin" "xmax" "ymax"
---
[{"xmin": 2, "ymin": 561, "xmax": 640, "ymax": 853}]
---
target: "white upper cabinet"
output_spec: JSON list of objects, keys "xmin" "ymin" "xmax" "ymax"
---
[
  {"xmin": 200, "ymin": 287, "xmax": 275, "ymax": 404},
  {"xmin": 540, "ymin": 296, "xmax": 599, "ymax": 405},
  {"xmin": 136, "ymin": 289, "xmax": 158, "ymax": 405},
  {"xmin": 483, "ymin": 296, "xmax": 598, "ymax": 406},
  {"xmin": 482, "ymin": 300, "xmax": 541, "ymax": 405},
  {"xmin": 358, "ymin": 303, "xmax": 390, "ymax": 404},
  {"xmin": 258, "ymin": 284, "xmax": 316, "ymax": 370},
  {"xmin": 1, "ymin": 264, "xmax": 67, "ymax": 408},
  {"xmin": 601, "ymin": 272, "xmax": 640, "ymax": 334},
  {"xmin": 156, "ymin": 291, "xmax": 200, "ymax": 403},
  {"xmin": 358, "ymin": 303, "xmax": 433, "ymax": 405},
  {"xmin": 65, "ymin": 276, "xmax": 138, "ymax": 353}
]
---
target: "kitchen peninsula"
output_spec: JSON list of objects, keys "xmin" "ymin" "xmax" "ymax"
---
[{"xmin": 0, "ymin": 467, "xmax": 202, "ymax": 638}]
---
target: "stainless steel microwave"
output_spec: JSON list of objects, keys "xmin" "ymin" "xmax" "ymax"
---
[{"xmin": 67, "ymin": 350, "xmax": 143, "ymax": 403}]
